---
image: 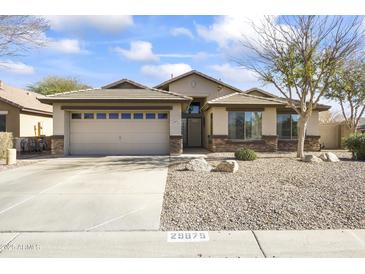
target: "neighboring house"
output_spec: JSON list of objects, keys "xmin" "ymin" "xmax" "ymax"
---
[
  {"xmin": 0, "ymin": 81, "xmax": 53, "ymax": 138},
  {"xmin": 319, "ymin": 118, "xmax": 365, "ymax": 149},
  {"xmin": 39, "ymin": 70, "xmax": 330, "ymax": 156}
]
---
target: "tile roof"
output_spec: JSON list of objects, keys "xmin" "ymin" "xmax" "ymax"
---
[
  {"xmin": 154, "ymin": 70, "xmax": 244, "ymax": 93},
  {"xmin": 39, "ymin": 86, "xmax": 192, "ymax": 103},
  {"xmin": 206, "ymin": 89, "xmax": 330, "ymax": 111},
  {"xmin": 0, "ymin": 82, "xmax": 52, "ymax": 114},
  {"xmin": 206, "ymin": 92, "xmax": 286, "ymax": 106}
]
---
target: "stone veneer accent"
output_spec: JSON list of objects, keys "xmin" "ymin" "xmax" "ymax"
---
[
  {"xmin": 209, "ymin": 135, "xmax": 278, "ymax": 152},
  {"xmin": 51, "ymin": 135, "xmax": 64, "ymax": 155},
  {"xmin": 278, "ymin": 135, "xmax": 321, "ymax": 152},
  {"xmin": 208, "ymin": 135, "xmax": 321, "ymax": 152},
  {"xmin": 169, "ymin": 135, "xmax": 183, "ymax": 155}
]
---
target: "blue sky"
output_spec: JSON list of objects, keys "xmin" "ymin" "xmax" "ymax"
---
[
  {"xmin": 0, "ymin": 15, "xmax": 263, "ymax": 91},
  {"xmin": 0, "ymin": 15, "xmax": 363, "ymax": 115}
]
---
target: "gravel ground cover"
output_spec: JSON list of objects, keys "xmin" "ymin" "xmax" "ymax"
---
[{"xmin": 161, "ymin": 151, "xmax": 365, "ymax": 230}]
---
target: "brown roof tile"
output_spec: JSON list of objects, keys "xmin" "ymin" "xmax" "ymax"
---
[{"xmin": 0, "ymin": 82, "xmax": 52, "ymax": 114}]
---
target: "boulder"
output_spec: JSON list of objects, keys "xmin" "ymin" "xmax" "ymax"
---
[
  {"xmin": 325, "ymin": 152, "xmax": 340, "ymax": 162},
  {"xmin": 303, "ymin": 155, "xmax": 323, "ymax": 163},
  {"xmin": 185, "ymin": 158, "xmax": 212, "ymax": 172},
  {"xmin": 319, "ymin": 153, "xmax": 328, "ymax": 161},
  {"xmin": 215, "ymin": 160, "xmax": 239, "ymax": 173},
  {"xmin": 319, "ymin": 152, "xmax": 340, "ymax": 162}
]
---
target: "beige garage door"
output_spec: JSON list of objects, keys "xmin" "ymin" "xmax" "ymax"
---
[{"xmin": 69, "ymin": 112, "xmax": 169, "ymax": 155}]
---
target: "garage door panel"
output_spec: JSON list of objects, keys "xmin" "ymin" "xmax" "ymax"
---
[
  {"xmin": 70, "ymin": 143, "xmax": 169, "ymax": 155},
  {"xmin": 69, "ymin": 113, "xmax": 169, "ymax": 155},
  {"xmin": 70, "ymin": 133, "xmax": 169, "ymax": 144},
  {"xmin": 70, "ymin": 122, "xmax": 168, "ymax": 134}
]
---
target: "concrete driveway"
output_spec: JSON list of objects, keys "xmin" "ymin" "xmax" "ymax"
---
[{"xmin": 0, "ymin": 156, "xmax": 169, "ymax": 232}]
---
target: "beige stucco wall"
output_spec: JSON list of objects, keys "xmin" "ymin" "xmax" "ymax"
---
[
  {"xmin": 0, "ymin": 100, "xmax": 20, "ymax": 137},
  {"xmin": 53, "ymin": 104, "xmax": 65, "ymax": 136},
  {"xmin": 211, "ymin": 107, "xmax": 228, "ymax": 135},
  {"xmin": 170, "ymin": 103, "xmax": 181, "ymax": 136},
  {"xmin": 262, "ymin": 107, "xmax": 277, "ymax": 135},
  {"xmin": 307, "ymin": 111, "xmax": 320, "ymax": 136},
  {"xmin": 203, "ymin": 108, "xmax": 213, "ymax": 147},
  {"xmin": 168, "ymin": 74, "xmax": 237, "ymax": 100},
  {"xmin": 19, "ymin": 113, "xmax": 53, "ymax": 137},
  {"xmin": 319, "ymin": 123, "xmax": 340, "ymax": 149}
]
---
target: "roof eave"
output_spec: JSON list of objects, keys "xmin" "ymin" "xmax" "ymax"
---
[
  {"xmin": 21, "ymin": 108, "xmax": 53, "ymax": 116},
  {"xmin": 38, "ymin": 97, "xmax": 192, "ymax": 104}
]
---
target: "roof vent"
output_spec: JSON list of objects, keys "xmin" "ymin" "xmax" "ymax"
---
[
  {"xmin": 170, "ymin": 73, "xmax": 174, "ymax": 79},
  {"xmin": 0, "ymin": 80, "xmax": 3, "ymax": 89}
]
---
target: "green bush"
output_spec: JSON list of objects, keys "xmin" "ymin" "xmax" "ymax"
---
[
  {"xmin": 344, "ymin": 133, "xmax": 365, "ymax": 160},
  {"xmin": 0, "ymin": 133, "xmax": 13, "ymax": 159},
  {"xmin": 235, "ymin": 148, "xmax": 257, "ymax": 161}
]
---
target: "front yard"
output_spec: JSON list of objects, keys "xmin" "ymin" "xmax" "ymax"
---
[{"xmin": 160, "ymin": 151, "xmax": 365, "ymax": 230}]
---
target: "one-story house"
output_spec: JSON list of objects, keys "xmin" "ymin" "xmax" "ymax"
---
[
  {"xmin": 0, "ymin": 81, "xmax": 53, "ymax": 138},
  {"xmin": 39, "ymin": 70, "xmax": 330, "ymax": 155}
]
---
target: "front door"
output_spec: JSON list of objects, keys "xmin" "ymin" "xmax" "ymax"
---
[{"xmin": 182, "ymin": 117, "xmax": 202, "ymax": 147}]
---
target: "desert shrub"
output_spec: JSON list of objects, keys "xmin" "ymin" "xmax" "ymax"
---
[
  {"xmin": 0, "ymin": 132, "xmax": 13, "ymax": 159},
  {"xmin": 344, "ymin": 133, "xmax": 365, "ymax": 160},
  {"xmin": 235, "ymin": 148, "xmax": 257, "ymax": 161}
]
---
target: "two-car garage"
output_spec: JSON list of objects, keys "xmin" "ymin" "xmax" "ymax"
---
[
  {"xmin": 38, "ymin": 79, "xmax": 190, "ymax": 156},
  {"xmin": 69, "ymin": 111, "xmax": 170, "ymax": 155}
]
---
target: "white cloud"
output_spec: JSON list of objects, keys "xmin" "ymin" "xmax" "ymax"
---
[
  {"xmin": 0, "ymin": 60, "xmax": 34, "ymax": 74},
  {"xmin": 141, "ymin": 63, "xmax": 192, "ymax": 79},
  {"xmin": 196, "ymin": 15, "xmax": 267, "ymax": 48},
  {"xmin": 210, "ymin": 63, "xmax": 258, "ymax": 83},
  {"xmin": 49, "ymin": 39, "xmax": 84, "ymax": 54},
  {"xmin": 170, "ymin": 27, "xmax": 194, "ymax": 39},
  {"xmin": 114, "ymin": 41, "xmax": 159, "ymax": 62},
  {"xmin": 45, "ymin": 15, "xmax": 134, "ymax": 34}
]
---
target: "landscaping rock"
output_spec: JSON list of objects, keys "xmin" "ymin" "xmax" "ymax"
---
[
  {"xmin": 319, "ymin": 152, "xmax": 340, "ymax": 162},
  {"xmin": 303, "ymin": 155, "xmax": 323, "ymax": 163},
  {"xmin": 215, "ymin": 160, "xmax": 239, "ymax": 173},
  {"xmin": 161, "ymin": 150, "xmax": 365, "ymax": 231},
  {"xmin": 185, "ymin": 158, "xmax": 212, "ymax": 172},
  {"xmin": 325, "ymin": 152, "xmax": 340, "ymax": 162},
  {"xmin": 319, "ymin": 153, "xmax": 328, "ymax": 161}
]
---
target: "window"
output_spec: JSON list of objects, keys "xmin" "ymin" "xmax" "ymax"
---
[
  {"xmin": 187, "ymin": 102, "xmax": 201, "ymax": 114},
  {"xmin": 146, "ymin": 113, "xmax": 156, "ymax": 119},
  {"xmin": 108, "ymin": 113, "xmax": 119, "ymax": 119},
  {"xmin": 228, "ymin": 111, "xmax": 262, "ymax": 140},
  {"xmin": 277, "ymin": 114, "xmax": 299, "ymax": 139},
  {"xmin": 71, "ymin": 113, "xmax": 82, "ymax": 119},
  {"xmin": 158, "ymin": 113, "xmax": 168, "ymax": 119},
  {"xmin": 121, "ymin": 113, "xmax": 131, "ymax": 119},
  {"xmin": 0, "ymin": 115, "xmax": 6, "ymax": 132},
  {"xmin": 133, "ymin": 113, "xmax": 143, "ymax": 119},
  {"xmin": 96, "ymin": 113, "xmax": 107, "ymax": 119},
  {"xmin": 84, "ymin": 113, "xmax": 94, "ymax": 119}
]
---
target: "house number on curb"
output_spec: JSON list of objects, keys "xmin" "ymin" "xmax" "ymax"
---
[{"xmin": 167, "ymin": 231, "xmax": 209, "ymax": 242}]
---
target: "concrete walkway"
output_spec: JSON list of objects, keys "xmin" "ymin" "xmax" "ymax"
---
[{"xmin": 0, "ymin": 230, "xmax": 364, "ymax": 257}]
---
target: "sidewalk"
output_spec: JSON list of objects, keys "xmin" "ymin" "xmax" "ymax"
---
[{"xmin": 0, "ymin": 230, "xmax": 364, "ymax": 258}]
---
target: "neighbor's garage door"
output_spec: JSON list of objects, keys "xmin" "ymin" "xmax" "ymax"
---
[{"xmin": 69, "ymin": 111, "xmax": 169, "ymax": 155}]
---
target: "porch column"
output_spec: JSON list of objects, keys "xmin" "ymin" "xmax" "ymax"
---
[{"xmin": 169, "ymin": 103, "xmax": 183, "ymax": 155}]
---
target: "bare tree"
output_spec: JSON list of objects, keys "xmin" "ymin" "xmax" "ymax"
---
[
  {"xmin": 0, "ymin": 15, "xmax": 49, "ymax": 57},
  {"xmin": 235, "ymin": 16, "xmax": 363, "ymax": 158},
  {"xmin": 319, "ymin": 110, "xmax": 342, "ymax": 124},
  {"xmin": 326, "ymin": 56, "xmax": 365, "ymax": 133}
]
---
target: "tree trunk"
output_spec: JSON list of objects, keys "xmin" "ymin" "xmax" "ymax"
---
[{"xmin": 297, "ymin": 115, "xmax": 309, "ymax": 158}]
